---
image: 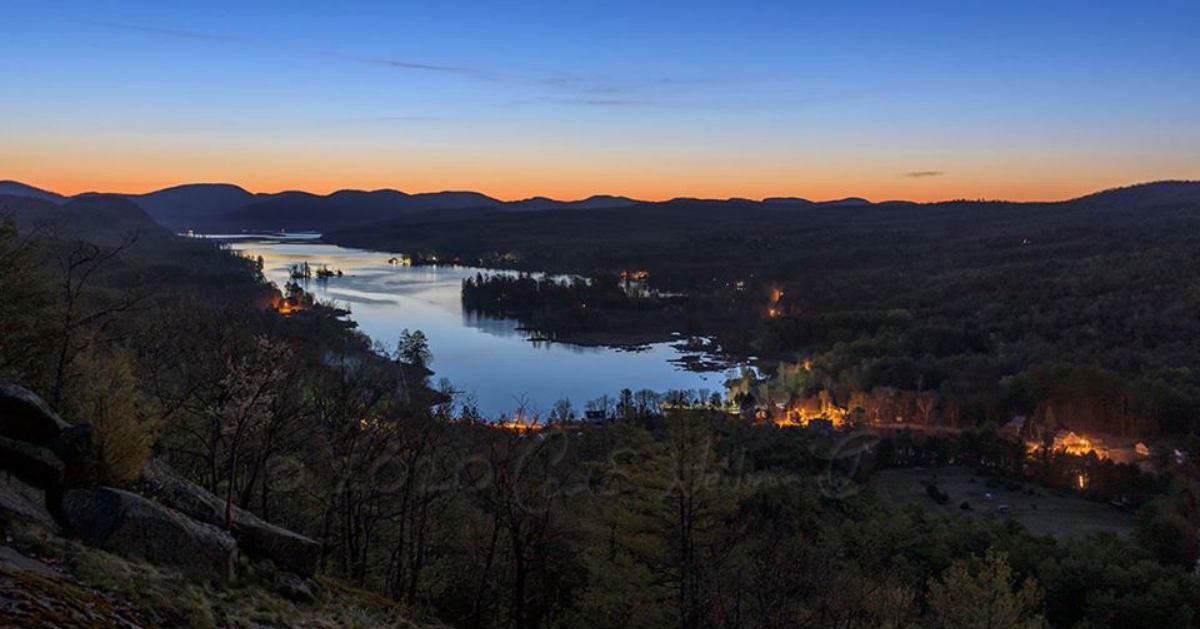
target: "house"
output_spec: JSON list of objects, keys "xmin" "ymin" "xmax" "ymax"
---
[
  {"xmin": 584, "ymin": 410, "xmax": 608, "ymax": 425},
  {"xmin": 1000, "ymin": 415, "xmax": 1027, "ymax": 439},
  {"xmin": 1052, "ymin": 430, "xmax": 1098, "ymax": 456},
  {"xmin": 1053, "ymin": 430, "xmax": 1079, "ymax": 446}
]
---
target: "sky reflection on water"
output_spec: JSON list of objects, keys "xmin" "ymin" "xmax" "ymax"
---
[{"xmin": 224, "ymin": 238, "xmax": 730, "ymax": 418}]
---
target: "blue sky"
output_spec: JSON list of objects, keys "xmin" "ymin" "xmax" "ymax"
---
[{"xmin": 1, "ymin": 0, "xmax": 1197, "ymax": 200}]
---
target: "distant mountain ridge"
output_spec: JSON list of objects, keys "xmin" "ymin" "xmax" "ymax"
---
[
  {"xmin": 2, "ymin": 179, "xmax": 1197, "ymax": 233},
  {"xmin": 0, "ymin": 180, "xmax": 67, "ymax": 203},
  {"xmin": 0, "ymin": 192, "xmax": 166, "ymax": 245},
  {"xmin": 1068, "ymin": 180, "xmax": 1200, "ymax": 211},
  {"xmin": 508, "ymin": 194, "xmax": 639, "ymax": 211},
  {"xmin": 0, "ymin": 181, "xmax": 650, "ymax": 231},
  {"xmin": 218, "ymin": 189, "xmax": 652, "ymax": 231},
  {"xmin": 128, "ymin": 183, "xmax": 264, "ymax": 228}
]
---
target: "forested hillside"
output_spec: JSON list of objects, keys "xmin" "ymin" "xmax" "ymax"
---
[{"xmin": 334, "ymin": 182, "xmax": 1200, "ymax": 438}]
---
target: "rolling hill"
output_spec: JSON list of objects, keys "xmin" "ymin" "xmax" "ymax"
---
[
  {"xmin": 0, "ymin": 193, "xmax": 167, "ymax": 245},
  {"xmin": 0, "ymin": 181, "xmax": 66, "ymax": 203},
  {"xmin": 322, "ymin": 180, "xmax": 1200, "ymax": 280},
  {"xmin": 3, "ymin": 179, "xmax": 1198, "ymax": 239},
  {"xmin": 209, "ymin": 189, "xmax": 642, "ymax": 231},
  {"xmin": 125, "ymin": 183, "xmax": 263, "ymax": 229},
  {"xmin": 0, "ymin": 180, "xmax": 644, "ymax": 232}
]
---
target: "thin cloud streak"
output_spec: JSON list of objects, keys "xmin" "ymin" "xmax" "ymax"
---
[
  {"xmin": 83, "ymin": 20, "xmax": 243, "ymax": 42},
  {"xmin": 309, "ymin": 51, "xmax": 494, "ymax": 79},
  {"xmin": 507, "ymin": 96, "xmax": 650, "ymax": 107},
  {"xmin": 82, "ymin": 20, "xmax": 805, "ymax": 109},
  {"xmin": 506, "ymin": 89, "xmax": 886, "ymax": 111},
  {"xmin": 88, "ymin": 20, "xmax": 487, "ymax": 79},
  {"xmin": 537, "ymin": 73, "xmax": 724, "ymax": 95},
  {"xmin": 904, "ymin": 170, "xmax": 944, "ymax": 178}
]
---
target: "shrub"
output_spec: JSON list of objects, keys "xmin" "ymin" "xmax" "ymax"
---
[{"xmin": 62, "ymin": 347, "xmax": 160, "ymax": 485}]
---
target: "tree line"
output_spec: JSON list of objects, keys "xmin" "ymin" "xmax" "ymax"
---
[{"xmin": 3, "ymin": 213, "xmax": 1199, "ymax": 628}]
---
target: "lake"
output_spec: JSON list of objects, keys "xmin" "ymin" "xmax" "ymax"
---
[{"xmin": 216, "ymin": 235, "xmax": 733, "ymax": 418}]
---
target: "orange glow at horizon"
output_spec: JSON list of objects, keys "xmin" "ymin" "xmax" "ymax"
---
[
  {"xmin": 10, "ymin": 170, "xmax": 1169, "ymax": 205},
  {"xmin": 4, "ymin": 140, "xmax": 1196, "ymax": 204}
]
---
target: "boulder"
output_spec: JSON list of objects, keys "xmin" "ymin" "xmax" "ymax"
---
[
  {"xmin": 140, "ymin": 460, "xmax": 320, "ymax": 577},
  {"xmin": 0, "ymin": 544, "xmax": 62, "ymax": 578},
  {"xmin": 0, "ymin": 383, "xmax": 70, "ymax": 445},
  {"xmin": 50, "ymin": 422, "xmax": 95, "ymax": 468},
  {"xmin": 237, "ymin": 517, "xmax": 321, "ymax": 578},
  {"xmin": 0, "ymin": 472, "xmax": 60, "ymax": 537},
  {"xmin": 0, "ymin": 435, "xmax": 65, "ymax": 489},
  {"xmin": 273, "ymin": 571, "xmax": 316, "ymax": 604},
  {"xmin": 59, "ymin": 488, "xmax": 237, "ymax": 582}
]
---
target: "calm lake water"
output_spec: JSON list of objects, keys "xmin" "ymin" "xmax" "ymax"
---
[{"xmin": 217, "ymin": 235, "xmax": 731, "ymax": 418}]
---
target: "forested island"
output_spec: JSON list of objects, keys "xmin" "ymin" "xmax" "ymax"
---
[{"xmin": 460, "ymin": 272, "xmax": 692, "ymax": 346}]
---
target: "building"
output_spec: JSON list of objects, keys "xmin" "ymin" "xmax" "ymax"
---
[
  {"xmin": 1051, "ymin": 430, "xmax": 1105, "ymax": 457},
  {"xmin": 1000, "ymin": 415, "xmax": 1027, "ymax": 440}
]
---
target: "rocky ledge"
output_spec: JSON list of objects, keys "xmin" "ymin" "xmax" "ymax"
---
[{"xmin": 0, "ymin": 382, "xmax": 319, "ymax": 586}]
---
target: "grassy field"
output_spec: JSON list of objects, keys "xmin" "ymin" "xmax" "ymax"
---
[{"xmin": 872, "ymin": 466, "xmax": 1134, "ymax": 539}]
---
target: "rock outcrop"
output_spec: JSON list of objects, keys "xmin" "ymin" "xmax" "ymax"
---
[
  {"xmin": 0, "ymin": 385, "xmax": 71, "ymax": 541},
  {"xmin": 0, "ymin": 383, "xmax": 71, "ymax": 445},
  {"xmin": 0, "ymin": 385, "xmax": 319, "ymax": 585},
  {"xmin": 139, "ymin": 460, "xmax": 320, "ymax": 577},
  {"xmin": 273, "ymin": 571, "xmax": 317, "ymax": 604},
  {"xmin": 59, "ymin": 488, "xmax": 237, "ymax": 582},
  {"xmin": 0, "ymin": 435, "xmax": 65, "ymax": 489},
  {"xmin": 0, "ymin": 472, "xmax": 60, "ymax": 537}
]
